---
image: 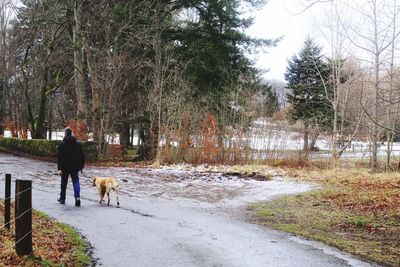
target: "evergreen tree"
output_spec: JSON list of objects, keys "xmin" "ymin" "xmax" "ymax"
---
[
  {"xmin": 285, "ymin": 37, "xmax": 333, "ymax": 151},
  {"xmin": 169, "ymin": 0, "xmax": 275, "ymax": 105}
]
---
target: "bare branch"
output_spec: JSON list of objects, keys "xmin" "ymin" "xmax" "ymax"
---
[{"xmin": 293, "ymin": 0, "xmax": 333, "ymax": 15}]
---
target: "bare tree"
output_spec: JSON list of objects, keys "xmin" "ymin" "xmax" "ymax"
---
[
  {"xmin": 383, "ymin": 0, "xmax": 400, "ymax": 170},
  {"xmin": 315, "ymin": 1, "xmax": 366, "ymax": 167},
  {"xmin": 333, "ymin": 0, "xmax": 400, "ymax": 170},
  {"xmin": 82, "ymin": 0, "xmax": 154, "ymax": 157},
  {"xmin": 71, "ymin": 0, "xmax": 87, "ymax": 123},
  {"xmin": 0, "ymin": 0, "xmax": 14, "ymax": 135},
  {"xmin": 9, "ymin": 1, "xmax": 71, "ymax": 139}
]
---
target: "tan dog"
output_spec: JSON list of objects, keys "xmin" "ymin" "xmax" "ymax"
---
[{"xmin": 92, "ymin": 177, "xmax": 120, "ymax": 207}]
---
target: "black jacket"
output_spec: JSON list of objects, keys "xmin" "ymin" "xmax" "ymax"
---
[{"xmin": 57, "ymin": 135, "xmax": 85, "ymax": 172}]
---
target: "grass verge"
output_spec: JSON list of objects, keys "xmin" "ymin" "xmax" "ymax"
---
[
  {"xmin": 0, "ymin": 202, "xmax": 91, "ymax": 266},
  {"xmin": 250, "ymin": 168, "xmax": 400, "ymax": 267}
]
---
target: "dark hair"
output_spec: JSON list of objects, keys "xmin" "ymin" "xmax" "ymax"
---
[{"xmin": 65, "ymin": 127, "xmax": 72, "ymax": 136}]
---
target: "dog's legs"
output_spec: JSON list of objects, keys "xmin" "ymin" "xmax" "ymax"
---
[
  {"xmin": 114, "ymin": 187, "xmax": 120, "ymax": 207},
  {"xmin": 106, "ymin": 184, "xmax": 111, "ymax": 206},
  {"xmin": 99, "ymin": 189, "xmax": 105, "ymax": 204}
]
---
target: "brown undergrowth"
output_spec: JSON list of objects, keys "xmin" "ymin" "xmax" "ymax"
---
[
  {"xmin": 0, "ymin": 202, "xmax": 91, "ymax": 266},
  {"xmin": 251, "ymin": 167, "xmax": 400, "ymax": 266}
]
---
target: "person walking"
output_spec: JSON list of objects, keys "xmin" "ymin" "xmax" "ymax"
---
[{"xmin": 57, "ymin": 127, "xmax": 85, "ymax": 206}]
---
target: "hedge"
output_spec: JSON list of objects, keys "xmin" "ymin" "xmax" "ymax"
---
[{"xmin": 0, "ymin": 137, "xmax": 99, "ymax": 161}]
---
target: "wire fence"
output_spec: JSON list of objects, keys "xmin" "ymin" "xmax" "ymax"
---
[
  {"xmin": 2, "ymin": 186, "xmax": 32, "ymax": 202},
  {"xmin": 1, "ymin": 208, "xmax": 32, "ymax": 228},
  {"xmin": 1, "ymin": 212, "xmax": 33, "ymax": 256},
  {"xmin": 14, "ymin": 230, "xmax": 33, "ymax": 249},
  {"xmin": 1, "ymin": 176, "xmax": 32, "ymax": 256}
]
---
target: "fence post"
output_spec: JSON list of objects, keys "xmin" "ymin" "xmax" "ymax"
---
[
  {"xmin": 15, "ymin": 179, "xmax": 32, "ymax": 256},
  {"xmin": 4, "ymin": 174, "xmax": 11, "ymax": 229}
]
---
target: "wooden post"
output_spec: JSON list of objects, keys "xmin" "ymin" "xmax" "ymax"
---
[
  {"xmin": 15, "ymin": 179, "xmax": 32, "ymax": 256},
  {"xmin": 4, "ymin": 174, "xmax": 11, "ymax": 229}
]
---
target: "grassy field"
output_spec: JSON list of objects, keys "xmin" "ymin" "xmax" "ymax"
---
[
  {"xmin": 0, "ymin": 202, "xmax": 91, "ymax": 266},
  {"xmin": 250, "ymin": 167, "xmax": 400, "ymax": 266}
]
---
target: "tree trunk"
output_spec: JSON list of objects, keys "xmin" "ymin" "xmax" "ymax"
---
[
  {"xmin": 385, "ymin": 0, "xmax": 398, "ymax": 171},
  {"xmin": 303, "ymin": 122, "xmax": 309, "ymax": 152},
  {"xmin": 119, "ymin": 123, "xmax": 130, "ymax": 149},
  {"xmin": 371, "ymin": 0, "xmax": 380, "ymax": 171},
  {"xmin": 130, "ymin": 126, "xmax": 135, "ymax": 147},
  {"xmin": 308, "ymin": 130, "xmax": 319, "ymax": 151},
  {"xmin": 31, "ymin": 65, "xmax": 50, "ymax": 139},
  {"xmin": 331, "ymin": 102, "xmax": 339, "ymax": 168},
  {"xmin": 20, "ymin": 43, "xmax": 36, "ymax": 137},
  {"xmin": 152, "ymin": 0, "xmax": 164, "ymax": 163},
  {"xmin": 48, "ymin": 96, "xmax": 53, "ymax": 140},
  {"xmin": 86, "ymin": 48, "xmax": 102, "ymax": 143},
  {"xmin": 138, "ymin": 126, "xmax": 149, "ymax": 160},
  {"xmin": 0, "ymin": 1, "xmax": 6, "ymax": 135},
  {"xmin": 371, "ymin": 60, "xmax": 379, "ymax": 170},
  {"xmin": 150, "ymin": 123, "xmax": 159, "ymax": 162},
  {"xmin": 137, "ymin": 127, "xmax": 142, "ymax": 147},
  {"xmin": 73, "ymin": 0, "xmax": 87, "ymax": 121}
]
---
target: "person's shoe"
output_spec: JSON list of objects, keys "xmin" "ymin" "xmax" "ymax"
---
[
  {"xmin": 75, "ymin": 197, "xmax": 81, "ymax": 207},
  {"xmin": 57, "ymin": 198, "xmax": 65, "ymax": 204}
]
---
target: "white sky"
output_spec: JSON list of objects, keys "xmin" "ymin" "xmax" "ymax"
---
[{"xmin": 247, "ymin": 0, "xmax": 326, "ymax": 82}]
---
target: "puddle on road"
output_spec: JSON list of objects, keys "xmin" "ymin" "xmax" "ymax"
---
[{"xmin": 0, "ymin": 153, "xmax": 316, "ymax": 207}]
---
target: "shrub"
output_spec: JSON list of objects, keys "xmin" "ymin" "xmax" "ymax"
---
[
  {"xmin": 0, "ymin": 137, "xmax": 99, "ymax": 161},
  {"xmin": 81, "ymin": 141, "xmax": 99, "ymax": 161}
]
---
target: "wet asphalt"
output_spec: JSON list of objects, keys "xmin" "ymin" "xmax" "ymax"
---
[{"xmin": 0, "ymin": 153, "xmax": 378, "ymax": 267}]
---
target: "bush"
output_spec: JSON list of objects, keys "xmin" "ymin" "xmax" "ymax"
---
[
  {"xmin": 80, "ymin": 141, "xmax": 99, "ymax": 161},
  {"xmin": 0, "ymin": 137, "xmax": 99, "ymax": 161}
]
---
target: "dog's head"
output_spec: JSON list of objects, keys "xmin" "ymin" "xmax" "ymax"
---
[{"xmin": 92, "ymin": 177, "xmax": 97, "ymax": 186}]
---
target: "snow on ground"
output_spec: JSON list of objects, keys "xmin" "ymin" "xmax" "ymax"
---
[
  {"xmin": 3, "ymin": 126, "xmax": 400, "ymax": 158},
  {"xmin": 0, "ymin": 153, "xmax": 315, "ymax": 209},
  {"xmin": 3, "ymin": 130, "xmax": 138, "ymax": 144}
]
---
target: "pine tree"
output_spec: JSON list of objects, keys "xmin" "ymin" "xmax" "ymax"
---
[
  {"xmin": 169, "ymin": 0, "xmax": 275, "ymax": 103},
  {"xmin": 285, "ymin": 37, "xmax": 333, "ymax": 151}
]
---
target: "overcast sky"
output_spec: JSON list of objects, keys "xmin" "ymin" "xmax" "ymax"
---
[{"xmin": 247, "ymin": 0, "xmax": 325, "ymax": 82}]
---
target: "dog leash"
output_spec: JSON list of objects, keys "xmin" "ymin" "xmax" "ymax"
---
[{"xmin": 79, "ymin": 171, "xmax": 92, "ymax": 181}]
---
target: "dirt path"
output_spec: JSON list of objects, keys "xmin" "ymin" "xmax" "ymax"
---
[{"xmin": 0, "ymin": 153, "xmax": 377, "ymax": 267}]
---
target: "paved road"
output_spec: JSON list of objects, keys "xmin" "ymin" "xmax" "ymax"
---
[{"xmin": 0, "ymin": 153, "xmax": 377, "ymax": 267}]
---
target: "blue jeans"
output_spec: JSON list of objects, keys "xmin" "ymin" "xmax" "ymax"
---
[{"xmin": 60, "ymin": 170, "xmax": 80, "ymax": 200}]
